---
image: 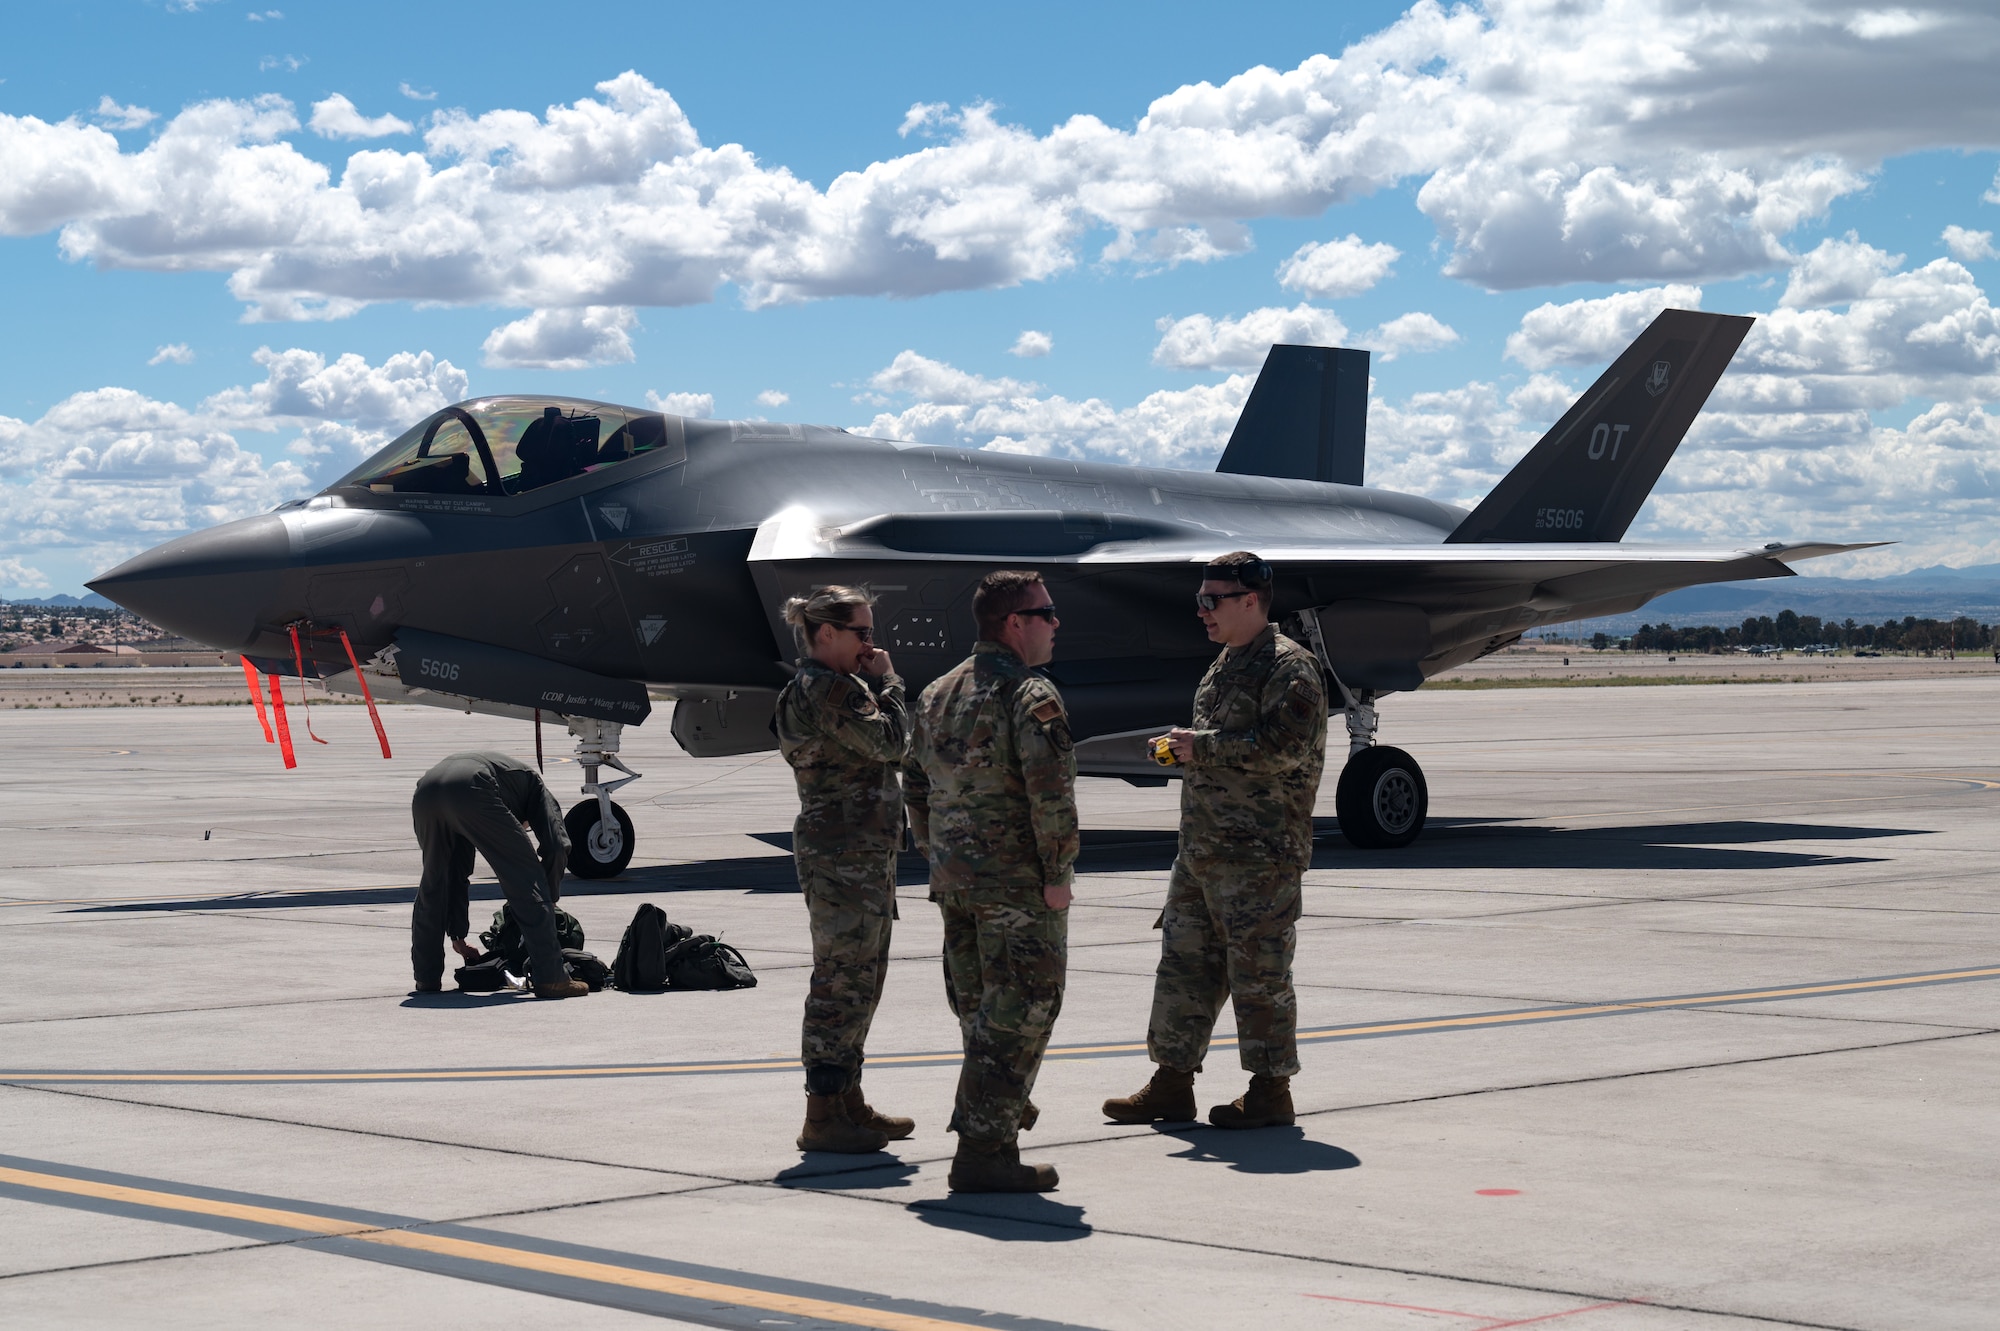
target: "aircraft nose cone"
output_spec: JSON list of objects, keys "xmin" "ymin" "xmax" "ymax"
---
[{"xmin": 88, "ymin": 513, "xmax": 289, "ymax": 651}]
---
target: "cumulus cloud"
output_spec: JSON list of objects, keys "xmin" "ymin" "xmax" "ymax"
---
[
  {"xmin": 1009, "ymin": 329, "xmax": 1052, "ymax": 358},
  {"xmin": 1943, "ymin": 225, "xmax": 1997, "ymax": 262},
  {"xmin": 1362, "ymin": 311, "xmax": 1460, "ymax": 360},
  {"xmin": 0, "ymin": 346, "xmax": 471, "ymax": 584},
  {"xmin": 0, "ymin": 385, "xmax": 311, "ymax": 578},
  {"xmin": 93, "ymin": 97, "xmax": 156, "ymax": 131},
  {"xmin": 480, "ymin": 306, "xmax": 637, "ymax": 369},
  {"xmin": 859, "ymin": 352, "xmax": 1249, "ymax": 469},
  {"xmin": 0, "ymin": 556, "xmax": 52, "ymax": 593},
  {"xmin": 308, "ymin": 94, "xmax": 414, "ymax": 140},
  {"xmin": 258, "ymin": 55, "xmax": 304, "ymax": 73},
  {"xmin": 1276, "ymin": 235, "xmax": 1399, "ymax": 298},
  {"xmin": 898, "ymin": 101, "xmax": 950, "ymax": 138},
  {"xmin": 755, "ymin": 389, "xmax": 790, "ymax": 408},
  {"xmin": 4, "ymin": 6, "xmax": 1998, "ymax": 321},
  {"xmin": 645, "ymin": 390, "xmax": 712, "ymax": 418},
  {"xmin": 399, "ymin": 82, "xmax": 437, "ymax": 102},
  {"xmin": 1781, "ymin": 234, "xmax": 1903, "ymax": 308},
  {"xmin": 148, "ymin": 343, "xmax": 195, "ymax": 366},
  {"xmin": 1505, "ymin": 285, "xmax": 1705, "ymax": 369},
  {"xmin": 1153, "ymin": 304, "xmax": 1349, "ymax": 371}
]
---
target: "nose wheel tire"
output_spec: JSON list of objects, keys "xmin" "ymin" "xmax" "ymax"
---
[
  {"xmin": 565, "ymin": 799, "xmax": 636, "ymax": 878},
  {"xmin": 1335, "ymin": 746, "xmax": 1428, "ymax": 849}
]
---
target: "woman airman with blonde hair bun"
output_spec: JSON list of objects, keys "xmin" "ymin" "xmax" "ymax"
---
[{"xmin": 773, "ymin": 585, "xmax": 914, "ymax": 1154}]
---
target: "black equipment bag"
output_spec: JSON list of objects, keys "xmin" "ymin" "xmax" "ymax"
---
[
  {"xmin": 611, "ymin": 902, "xmax": 689, "ymax": 992},
  {"xmin": 453, "ymin": 953, "xmax": 519, "ymax": 992},
  {"xmin": 563, "ymin": 948, "xmax": 611, "ymax": 992},
  {"xmin": 662, "ymin": 935, "xmax": 757, "ymax": 990},
  {"xmin": 480, "ymin": 904, "xmax": 585, "ymax": 971}
]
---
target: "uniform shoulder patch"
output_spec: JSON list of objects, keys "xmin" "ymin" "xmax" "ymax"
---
[{"xmin": 1030, "ymin": 697, "xmax": 1063, "ymax": 724}]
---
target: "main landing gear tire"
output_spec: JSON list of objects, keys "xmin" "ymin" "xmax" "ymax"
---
[
  {"xmin": 1335, "ymin": 746, "xmax": 1428, "ymax": 850},
  {"xmin": 565, "ymin": 799, "xmax": 635, "ymax": 879}
]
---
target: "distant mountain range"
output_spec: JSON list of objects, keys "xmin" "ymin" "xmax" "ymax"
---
[
  {"xmin": 1555, "ymin": 563, "xmax": 2000, "ymax": 635},
  {"xmin": 4, "ymin": 593, "xmax": 116, "ymax": 609}
]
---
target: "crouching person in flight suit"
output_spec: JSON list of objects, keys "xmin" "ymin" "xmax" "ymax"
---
[
  {"xmin": 904, "ymin": 570, "xmax": 1077, "ymax": 1193},
  {"xmin": 1104, "ymin": 551, "xmax": 1326, "ymax": 1128},
  {"xmin": 410, "ymin": 751, "xmax": 587, "ymax": 999},
  {"xmin": 776, "ymin": 585, "xmax": 914, "ymax": 1154}
]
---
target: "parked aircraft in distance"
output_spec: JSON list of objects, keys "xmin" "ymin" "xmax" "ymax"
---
[{"xmin": 91, "ymin": 310, "xmax": 1875, "ymax": 873}]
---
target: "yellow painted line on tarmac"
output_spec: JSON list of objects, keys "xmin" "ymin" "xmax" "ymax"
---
[
  {"xmin": 8, "ymin": 965, "xmax": 1997, "ymax": 1086},
  {"xmin": 0, "ymin": 1163, "xmax": 1020, "ymax": 1331}
]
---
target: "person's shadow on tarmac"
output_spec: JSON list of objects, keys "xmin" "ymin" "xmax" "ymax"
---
[
  {"xmin": 774, "ymin": 1156, "xmax": 919, "ymax": 1191},
  {"xmin": 1156, "ymin": 1123, "xmax": 1360, "ymax": 1174},
  {"xmin": 910, "ymin": 1194, "xmax": 1090, "ymax": 1241}
]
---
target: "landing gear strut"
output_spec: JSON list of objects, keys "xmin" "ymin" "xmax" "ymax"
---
[
  {"xmin": 564, "ymin": 716, "xmax": 639, "ymax": 878},
  {"xmin": 1296, "ymin": 609, "xmax": 1429, "ymax": 850}
]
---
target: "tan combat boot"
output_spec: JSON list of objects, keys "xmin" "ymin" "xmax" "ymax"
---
[
  {"xmin": 533, "ymin": 978, "xmax": 589, "ymax": 999},
  {"xmin": 1208, "ymin": 1074, "xmax": 1294, "ymax": 1129},
  {"xmin": 1101, "ymin": 1065, "xmax": 1197, "ymax": 1124},
  {"xmin": 797, "ymin": 1094, "xmax": 889, "ymax": 1154},
  {"xmin": 947, "ymin": 1137, "xmax": 1058, "ymax": 1193},
  {"xmin": 841, "ymin": 1084, "xmax": 915, "ymax": 1141}
]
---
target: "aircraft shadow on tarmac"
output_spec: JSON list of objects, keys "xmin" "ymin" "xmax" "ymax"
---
[
  {"xmin": 1156, "ymin": 1124, "xmax": 1361, "ymax": 1175},
  {"xmin": 1355, "ymin": 816, "xmax": 1927, "ymax": 872},
  {"xmin": 66, "ymin": 818, "xmax": 1923, "ymax": 917}
]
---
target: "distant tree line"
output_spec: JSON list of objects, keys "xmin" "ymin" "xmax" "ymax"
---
[{"xmin": 1590, "ymin": 611, "xmax": 1997, "ymax": 654}]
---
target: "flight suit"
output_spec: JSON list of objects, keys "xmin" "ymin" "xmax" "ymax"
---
[
  {"xmin": 410, "ymin": 751, "xmax": 571, "ymax": 988},
  {"xmin": 775, "ymin": 660, "xmax": 910, "ymax": 1096},
  {"xmin": 904, "ymin": 642, "xmax": 1078, "ymax": 1144},
  {"xmin": 1149, "ymin": 625, "xmax": 1326, "ymax": 1077}
]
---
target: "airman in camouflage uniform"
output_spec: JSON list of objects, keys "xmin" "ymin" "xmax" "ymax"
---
[
  {"xmin": 1105, "ymin": 552, "xmax": 1326, "ymax": 1130},
  {"xmin": 776, "ymin": 586, "xmax": 912, "ymax": 1154},
  {"xmin": 904, "ymin": 570, "xmax": 1076, "ymax": 1192}
]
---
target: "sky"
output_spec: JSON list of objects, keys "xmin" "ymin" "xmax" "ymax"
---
[{"xmin": 1, "ymin": 0, "xmax": 1997, "ymax": 596}]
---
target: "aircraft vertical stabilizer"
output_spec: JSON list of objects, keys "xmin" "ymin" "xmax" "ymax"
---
[
  {"xmin": 1217, "ymin": 344, "xmax": 1369, "ymax": 485},
  {"xmin": 1446, "ymin": 309, "xmax": 1753, "ymax": 543}
]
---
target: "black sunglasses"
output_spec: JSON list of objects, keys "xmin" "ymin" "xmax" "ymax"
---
[
  {"xmin": 831, "ymin": 623, "xmax": 875, "ymax": 643},
  {"xmin": 1013, "ymin": 605, "xmax": 1059, "ymax": 622},
  {"xmin": 1195, "ymin": 590, "xmax": 1254, "ymax": 611}
]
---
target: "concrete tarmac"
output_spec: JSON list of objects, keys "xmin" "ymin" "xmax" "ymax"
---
[{"xmin": 1, "ymin": 680, "xmax": 1995, "ymax": 1330}]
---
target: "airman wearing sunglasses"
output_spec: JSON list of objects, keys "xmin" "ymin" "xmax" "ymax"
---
[
  {"xmin": 776, "ymin": 585, "xmax": 912, "ymax": 1155},
  {"xmin": 904, "ymin": 569, "xmax": 1077, "ymax": 1193},
  {"xmin": 1104, "ymin": 550, "xmax": 1327, "ymax": 1130}
]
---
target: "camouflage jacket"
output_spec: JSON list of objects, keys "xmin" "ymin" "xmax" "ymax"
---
[
  {"xmin": 1182, "ymin": 624, "xmax": 1327, "ymax": 868},
  {"xmin": 776, "ymin": 661, "xmax": 909, "ymax": 856},
  {"xmin": 904, "ymin": 642, "xmax": 1078, "ymax": 893}
]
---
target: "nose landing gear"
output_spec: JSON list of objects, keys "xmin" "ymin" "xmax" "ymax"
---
[
  {"xmin": 1296, "ymin": 609, "xmax": 1430, "ymax": 850},
  {"xmin": 564, "ymin": 716, "xmax": 638, "ymax": 878}
]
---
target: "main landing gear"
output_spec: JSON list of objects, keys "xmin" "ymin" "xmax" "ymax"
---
[
  {"xmin": 1296, "ymin": 611, "xmax": 1429, "ymax": 850},
  {"xmin": 563, "ymin": 716, "xmax": 638, "ymax": 878}
]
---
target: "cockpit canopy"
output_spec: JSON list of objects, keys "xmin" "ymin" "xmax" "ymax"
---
[{"xmin": 331, "ymin": 396, "xmax": 683, "ymax": 498}]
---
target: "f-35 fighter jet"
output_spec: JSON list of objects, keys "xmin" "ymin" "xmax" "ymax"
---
[{"xmin": 90, "ymin": 309, "xmax": 1872, "ymax": 874}]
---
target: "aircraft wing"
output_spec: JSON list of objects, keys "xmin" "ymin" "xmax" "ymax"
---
[{"xmin": 750, "ymin": 504, "xmax": 1880, "ymax": 688}]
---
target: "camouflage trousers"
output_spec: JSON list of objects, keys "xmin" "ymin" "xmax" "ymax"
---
[
  {"xmin": 937, "ymin": 884, "xmax": 1067, "ymax": 1144},
  {"xmin": 1146, "ymin": 854, "xmax": 1302, "ymax": 1077},
  {"xmin": 799, "ymin": 847, "xmax": 898, "ymax": 1094}
]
